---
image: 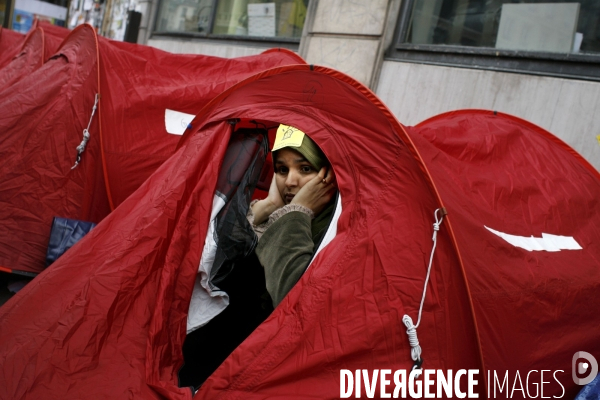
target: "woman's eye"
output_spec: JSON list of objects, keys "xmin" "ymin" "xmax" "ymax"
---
[
  {"xmin": 277, "ymin": 167, "xmax": 288, "ymax": 174},
  {"xmin": 301, "ymin": 166, "xmax": 314, "ymax": 173}
]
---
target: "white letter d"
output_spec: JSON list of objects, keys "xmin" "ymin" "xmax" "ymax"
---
[{"xmin": 341, "ymin": 370, "xmax": 353, "ymax": 398}]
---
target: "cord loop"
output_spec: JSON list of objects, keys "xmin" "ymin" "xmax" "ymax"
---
[
  {"xmin": 72, "ymin": 94, "xmax": 99, "ymax": 169},
  {"xmin": 402, "ymin": 208, "xmax": 446, "ymax": 370}
]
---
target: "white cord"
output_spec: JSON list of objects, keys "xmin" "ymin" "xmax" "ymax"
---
[
  {"xmin": 72, "ymin": 93, "xmax": 99, "ymax": 169},
  {"xmin": 402, "ymin": 315, "xmax": 421, "ymax": 364},
  {"xmin": 403, "ymin": 208, "xmax": 445, "ymax": 366}
]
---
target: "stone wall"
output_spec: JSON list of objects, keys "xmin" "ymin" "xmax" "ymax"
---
[
  {"xmin": 299, "ymin": 0, "xmax": 400, "ymax": 88},
  {"xmin": 376, "ymin": 61, "xmax": 600, "ymax": 170}
]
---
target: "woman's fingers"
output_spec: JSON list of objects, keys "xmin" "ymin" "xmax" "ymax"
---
[
  {"xmin": 326, "ymin": 168, "xmax": 336, "ymax": 185},
  {"xmin": 311, "ymin": 167, "xmax": 328, "ymax": 187},
  {"xmin": 320, "ymin": 167, "xmax": 336, "ymax": 187},
  {"xmin": 267, "ymin": 174, "xmax": 284, "ymax": 208},
  {"xmin": 315, "ymin": 167, "xmax": 327, "ymax": 185},
  {"xmin": 318, "ymin": 167, "xmax": 327, "ymax": 178}
]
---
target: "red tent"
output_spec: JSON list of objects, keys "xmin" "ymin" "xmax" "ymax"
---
[
  {"xmin": 0, "ymin": 22, "xmax": 63, "ymax": 80},
  {"xmin": 0, "ymin": 28, "xmax": 45, "ymax": 88},
  {"xmin": 0, "ymin": 26, "xmax": 64, "ymax": 89},
  {"xmin": 0, "ymin": 24, "xmax": 304, "ymax": 275},
  {"xmin": 35, "ymin": 22, "xmax": 69, "ymax": 60},
  {"xmin": 0, "ymin": 66, "xmax": 598, "ymax": 400},
  {"xmin": 0, "ymin": 26, "xmax": 25, "ymax": 68},
  {"xmin": 35, "ymin": 20, "xmax": 70, "ymax": 43}
]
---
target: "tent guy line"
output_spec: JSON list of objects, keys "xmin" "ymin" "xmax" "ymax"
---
[
  {"xmin": 71, "ymin": 93, "xmax": 99, "ymax": 169},
  {"xmin": 403, "ymin": 208, "xmax": 446, "ymax": 371}
]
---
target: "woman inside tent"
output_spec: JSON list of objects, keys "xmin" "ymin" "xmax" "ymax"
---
[
  {"xmin": 179, "ymin": 124, "xmax": 337, "ymax": 389},
  {"xmin": 248, "ymin": 124, "xmax": 337, "ymax": 307}
]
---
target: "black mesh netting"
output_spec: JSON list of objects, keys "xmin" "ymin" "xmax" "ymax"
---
[{"xmin": 209, "ymin": 126, "xmax": 269, "ymax": 285}]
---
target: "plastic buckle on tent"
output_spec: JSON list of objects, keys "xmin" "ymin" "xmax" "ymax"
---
[{"xmin": 411, "ymin": 358, "xmax": 424, "ymax": 371}]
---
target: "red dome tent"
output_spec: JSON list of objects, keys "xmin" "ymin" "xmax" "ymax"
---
[
  {"xmin": 0, "ymin": 65, "xmax": 598, "ymax": 400},
  {"xmin": 0, "ymin": 23, "xmax": 64, "ymax": 86},
  {"xmin": 35, "ymin": 19, "xmax": 70, "ymax": 43},
  {"xmin": 0, "ymin": 26, "xmax": 65, "ymax": 88},
  {"xmin": 407, "ymin": 110, "xmax": 600, "ymax": 397},
  {"xmin": 0, "ymin": 28, "xmax": 45, "ymax": 88},
  {"xmin": 0, "ymin": 26, "xmax": 25, "ymax": 68},
  {"xmin": 0, "ymin": 24, "xmax": 304, "ymax": 275},
  {"xmin": 0, "ymin": 25, "xmax": 105, "ymax": 276}
]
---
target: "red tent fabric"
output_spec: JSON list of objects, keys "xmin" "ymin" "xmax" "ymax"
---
[
  {"xmin": 0, "ymin": 25, "xmax": 105, "ymax": 275},
  {"xmin": 0, "ymin": 24, "xmax": 304, "ymax": 275},
  {"xmin": 0, "ymin": 28, "xmax": 45, "ymax": 88},
  {"xmin": 37, "ymin": 24, "xmax": 66, "ymax": 61},
  {"xmin": 0, "ymin": 27, "xmax": 63, "ymax": 88},
  {"xmin": 0, "ymin": 26, "xmax": 25, "ymax": 68},
  {"xmin": 407, "ymin": 110, "xmax": 600, "ymax": 397},
  {"xmin": 35, "ymin": 20, "xmax": 70, "ymax": 43},
  {"xmin": 0, "ymin": 66, "xmax": 598, "ymax": 399},
  {"xmin": 96, "ymin": 41, "xmax": 304, "ymax": 209},
  {"xmin": 0, "ymin": 24, "xmax": 62, "ymax": 82}
]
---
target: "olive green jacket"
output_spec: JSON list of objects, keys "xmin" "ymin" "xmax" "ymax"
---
[{"xmin": 248, "ymin": 201, "xmax": 334, "ymax": 307}]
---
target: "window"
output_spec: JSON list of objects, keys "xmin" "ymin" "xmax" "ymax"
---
[
  {"xmin": 1, "ymin": 0, "xmax": 8, "ymax": 28},
  {"xmin": 391, "ymin": 0, "xmax": 600, "ymax": 81},
  {"xmin": 154, "ymin": 0, "xmax": 308, "ymax": 42}
]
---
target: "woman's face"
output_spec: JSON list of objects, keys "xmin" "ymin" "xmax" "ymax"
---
[{"xmin": 274, "ymin": 148, "xmax": 319, "ymax": 204}]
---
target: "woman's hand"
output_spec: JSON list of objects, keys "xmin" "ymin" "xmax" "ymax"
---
[
  {"xmin": 291, "ymin": 167, "xmax": 336, "ymax": 216},
  {"xmin": 251, "ymin": 174, "xmax": 284, "ymax": 225}
]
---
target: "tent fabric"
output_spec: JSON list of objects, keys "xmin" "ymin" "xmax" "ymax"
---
[
  {"xmin": 0, "ymin": 26, "xmax": 25, "ymax": 69},
  {"xmin": 0, "ymin": 24, "xmax": 305, "ymax": 275},
  {"xmin": 96, "ymin": 41, "xmax": 304, "ymax": 209},
  {"xmin": 407, "ymin": 110, "xmax": 600, "ymax": 399},
  {"xmin": 0, "ymin": 27, "xmax": 65, "ymax": 89},
  {"xmin": 36, "ymin": 20, "xmax": 70, "ymax": 43},
  {"xmin": 0, "ymin": 25, "xmax": 63, "ymax": 86},
  {"xmin": 0, "ymin": 65, "xmax": 478, "ymax": 399},
  {"xmin": 0, "ymin": 25, "xmax": 106, "ymax": 276},
  {"xmin": 0, "ymin": 28, "xmax": 45, "ymax": 89},
  {"xmin": 37, "ymin": 25, "xmax": 66, "ymax": 61},
  {"xmin": 0, "ymin": 65, "xmax": 598, "ymax": 400},
  {"xmin": 27, "ymin": 20, "xmax": 66, "ymax": 62}
]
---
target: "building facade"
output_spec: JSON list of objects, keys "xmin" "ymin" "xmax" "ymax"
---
[{"xmin": 141, "ymin": 0, "xmax": 600, "ymax": 170}]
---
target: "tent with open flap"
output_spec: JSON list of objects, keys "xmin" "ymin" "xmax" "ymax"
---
[{"xmin": 0, "ymin": 65, "xmax": 598, "ymax": 399}]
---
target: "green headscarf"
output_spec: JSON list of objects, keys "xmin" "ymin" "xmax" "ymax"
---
[{"xmin": 272, "ymin": 124, "xmax": 327, "ymax": 170}]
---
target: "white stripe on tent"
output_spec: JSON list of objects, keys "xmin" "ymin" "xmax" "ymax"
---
[{"xmin": 484, "ymin": 225, "xmax": 582, "ymax": 252}]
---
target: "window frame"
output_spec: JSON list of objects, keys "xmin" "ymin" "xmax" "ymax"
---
[
  {"xmin": 388, "ymin": 0, "xmax": 600, "ymax": 82},
  {"xmin": 151, "ymin": 0, "xmax": 304, "ymax": 47}
]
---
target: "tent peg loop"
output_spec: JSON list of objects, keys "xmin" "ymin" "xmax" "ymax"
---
[
  {"xmin": 432, "ymin": 208, "xmax": 445, "ymax": 241},
  {"xmin": 71, "ymin": 93, "xmax": 99, "ymax": 169},
  {"xmin": 403, "ymin": 314, "xmax": 422, "ymax": 364}
]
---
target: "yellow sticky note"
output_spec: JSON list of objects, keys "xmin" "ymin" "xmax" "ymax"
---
[
  {"xmin": 273, "ymin": 124, "xmax": 305, "ymax": 151},
  {"xmin": 597, "ymin": 134, "xmax": 600, "ymax": 146}
]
